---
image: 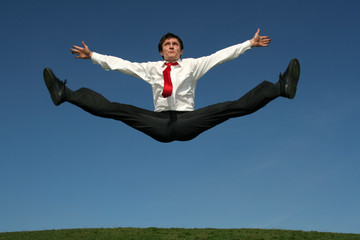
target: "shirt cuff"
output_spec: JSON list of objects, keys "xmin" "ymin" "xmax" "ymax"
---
[
  {"xmin": 244, "ymin": 40, "xmax": 252, "ymax": 50},
  {"xmin": 91, "ymin": 52, "xmax": 102, "ymax": 64}
]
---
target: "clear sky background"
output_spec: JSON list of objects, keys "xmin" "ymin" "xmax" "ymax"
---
[{"xmin": 1, "ymin": 0, "xmax": 360, "ymax": 234}]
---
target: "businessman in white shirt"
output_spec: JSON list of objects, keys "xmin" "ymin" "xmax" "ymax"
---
[{"xmin": 44, "ymin": 29, "xmax": 300, "ymax": 142}]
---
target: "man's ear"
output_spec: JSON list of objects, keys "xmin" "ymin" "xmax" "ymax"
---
[{"xmin": 160, "ymin": 51, "xmax": 164, "ymax": 57}]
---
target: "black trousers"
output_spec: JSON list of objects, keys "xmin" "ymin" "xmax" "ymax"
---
[{"xmin": 66, "ymin": 81, "xmax": 279, "ymax": 142}]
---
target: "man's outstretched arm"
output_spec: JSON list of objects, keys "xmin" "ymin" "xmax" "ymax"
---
[
  {"xmin": 250, "ymin": 28, "xmax": 271, "ymax": 47},
  {"xmin": 71, "ymin": 41, "xmax": 93, "ymax": 59}
]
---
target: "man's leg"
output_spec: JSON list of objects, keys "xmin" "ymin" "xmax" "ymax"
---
[
  {"xmin": 172, "ymin": 80, "xmax": 279, "ymax": 141},
  {"xmin": 43, "ymin": 68, "xmax": 177, "ymax": 143},
  {"xmin": 66, "ymin": 88, "xmax": 180, "ymax": 143}
]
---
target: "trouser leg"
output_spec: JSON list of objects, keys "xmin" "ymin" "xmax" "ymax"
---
[
  {"xmin": 172, "ymin": 81, "xmax": 280, "ymax": 141},
  {"xmin": 66, "ymin": 87, "xmax": 176, "ymax": 142}
]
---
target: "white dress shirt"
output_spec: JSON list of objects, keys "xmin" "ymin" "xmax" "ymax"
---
[{"xmin": 91, "ymin": 40, "xmax": 252, "ymax": 112}]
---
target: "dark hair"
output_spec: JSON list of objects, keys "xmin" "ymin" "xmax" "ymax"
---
[{"xmin": 158, "ymin": 32, "xmax": 184, "ymax": 52}]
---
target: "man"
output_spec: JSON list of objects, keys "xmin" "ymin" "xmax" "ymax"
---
[{"xmin": 43, "ymin": 29, "xmax": 300, "ymax": 143}]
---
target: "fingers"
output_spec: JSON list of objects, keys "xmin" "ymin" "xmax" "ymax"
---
[
  {"xmin": 72, "ymin": 45, "xmax": 82, "ymax": 51},
  {"xmin": 82, "ymin": 41, "xmax": 88, "ymax": 49},
  {"xmin": 70, "ymin": 43, "xmax": 87, "ymax": 56},
  {"xmin": 71, "ymin": 44, "xmax": 81, "ymax": 53},
  {"xmin": 262, "ymin": 40, "xmax": 271, "ymax": 47},
  {"xmin": 261, "ymin": 36, "xmax": 271, "ymax": 42},
  {"xmin": 260, "ymin": 35, "xmax": 271, "ymax": 46},
  {"xmin": 70, "ymin": 48, "xmax": 80, "ymax": 56},
  {"xmin": 71, "ymin": 41, "xmax": 87, "ymax": 52}
]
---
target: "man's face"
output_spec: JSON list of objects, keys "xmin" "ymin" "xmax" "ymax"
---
[{"xmin": 160, "ymin": 38, "xmax": 183, "ymax": 62}]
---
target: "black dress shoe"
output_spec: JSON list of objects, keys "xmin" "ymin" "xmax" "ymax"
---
[
  {"xmin": 279, "ymin": 58, "xmax": 300, "ymax": 99},
  {"xmin": 43, "ymin": 68, "xmax": 67, "ymax": 106}
]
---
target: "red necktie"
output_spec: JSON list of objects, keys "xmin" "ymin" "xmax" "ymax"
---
[{"xmin": 162, "ymin": 62, "xmax": 178, "ymax": 98}]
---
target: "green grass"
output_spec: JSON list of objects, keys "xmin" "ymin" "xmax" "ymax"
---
[{"xmin": 1, "ymin": 228, "xmax": 360, "ymax": 240}]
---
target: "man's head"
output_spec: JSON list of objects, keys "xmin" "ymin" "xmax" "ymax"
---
[{"xmin": 158, "ymin": 33, "xmax": 184, "ymax": 62}]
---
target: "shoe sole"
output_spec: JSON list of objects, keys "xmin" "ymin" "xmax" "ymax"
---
[
  {"xmin": 286, "ymin": 58, "xmax": 300, "ymax": 99},
  {"xmin": 43, "ymin": 68, "xmax": 62, "ymax": 106}
]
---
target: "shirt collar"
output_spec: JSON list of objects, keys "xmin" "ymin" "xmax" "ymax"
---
[{"xmin": 163, "ymin": 58, "xmax": 182, "ymax": 67}]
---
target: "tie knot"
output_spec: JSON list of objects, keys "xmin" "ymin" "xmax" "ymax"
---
[{"xmin": 165, "ymin": 62, "xmax": 178, "ymax": 67}]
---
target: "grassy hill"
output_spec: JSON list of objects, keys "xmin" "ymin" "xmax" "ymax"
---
[{"xmin": 1, "ymin": 228, "xmax": 360, "ymax": 240}]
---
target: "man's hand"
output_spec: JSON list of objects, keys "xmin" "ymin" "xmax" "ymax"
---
[
  {"xmin": 250, "ymin": 29, "xmax": 271, "ymax": 47},
  {"xmin": 71, "ymin": 41, "xmax": 93, "ymax": 59}
]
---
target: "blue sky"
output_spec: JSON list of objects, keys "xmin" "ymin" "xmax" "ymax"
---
[{"xmin": 1, "ymin": 0, "xmax": 360, "ymax": 234}]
